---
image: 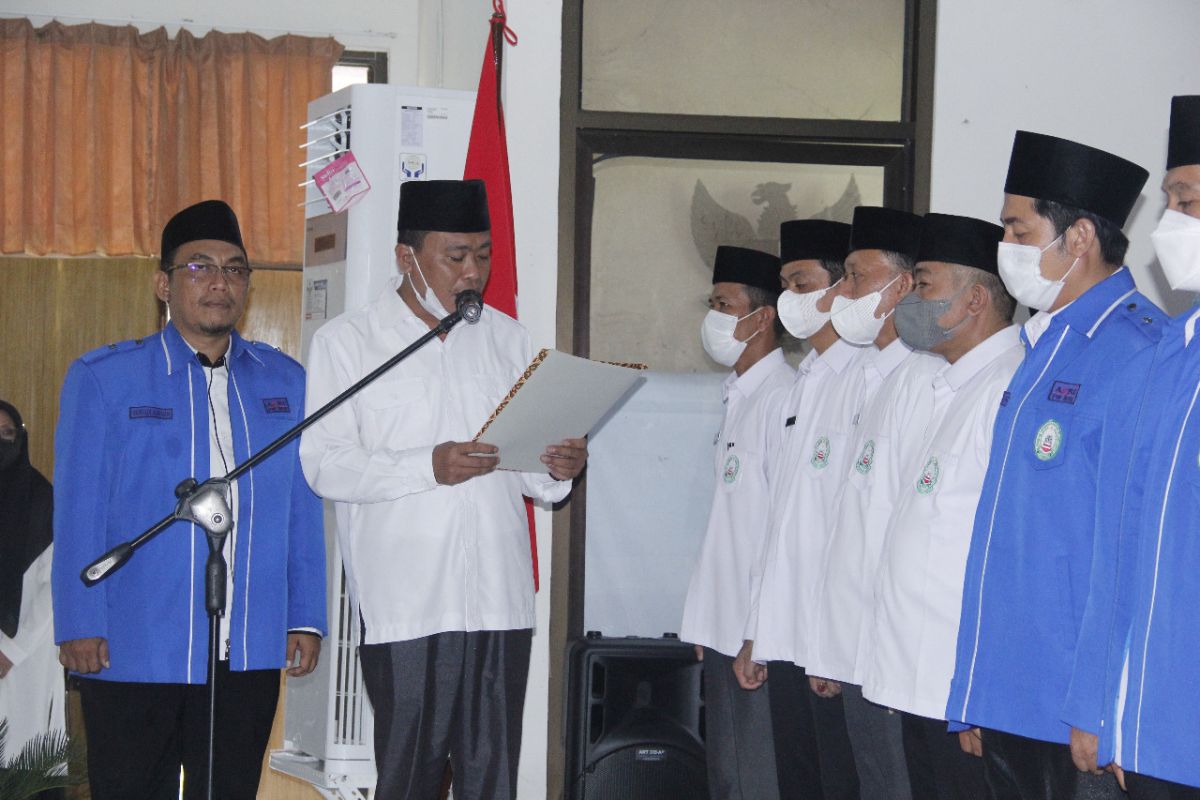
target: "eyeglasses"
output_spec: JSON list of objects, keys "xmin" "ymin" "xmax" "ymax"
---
[{"xmin": 166, "ymin": 261, "xmax": 254, "ymax": 284}]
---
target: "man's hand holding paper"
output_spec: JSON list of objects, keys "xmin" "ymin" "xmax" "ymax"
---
[
  {"xmin": 433, "ymin": 441, "xmax": 500, "ymax": 485},
  {"xmin": 540, "ymin": 437, "xmax": 588, "ymax": 481},
  {"xmin": 434, "ymin": 436, "xmax": 588, "ymax": 485}
]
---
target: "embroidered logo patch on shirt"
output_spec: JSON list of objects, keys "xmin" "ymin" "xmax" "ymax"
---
[
  {"xmin": 855, "ymin": 440, "xmax": 876, "ymax": 475},
  {"xmin": 1034, "ymin": 419, "xmax": 1063, "ymax": 461},
  {"xmin": 1048, "ymin": 381, "xmax": 1080, "ymax": 404},
  {"xmin": 129, "ymin": 406, "xmax": 173, "ymax": 420},
  {"xmin": 262, "ymin": 397, "xmax": 291, "ymax": 414},
  {"xmin": 723, "ymin": 454, "xmax": 741, "ymax": 484},
  {"xmin": 810, "ymin": 436, "xmax": 831, "ymax": 469},
  {"xmin": 1000, "ymin": 390, "xmax": 1011, "ymax": 407},
  {"xmin": 915, "ymin": 455, "xmax": 940, "ymax": 494}
]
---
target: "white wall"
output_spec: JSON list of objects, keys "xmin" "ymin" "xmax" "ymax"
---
[
  {"xmin": 930, "ymin": 0, "xmax": 1200, "ymax": 315},
  {"xmin": 10, "ymin": 0, "xmax": 563, "ymax": 794},
  {"xmin": 494, "ymin": 2, "xmax": 562, "ymax": 796}
]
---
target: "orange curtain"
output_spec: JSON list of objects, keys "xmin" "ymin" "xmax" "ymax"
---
[{"xmin": 0, "ymin": 19, "xmax": 342, "ymax": 265}]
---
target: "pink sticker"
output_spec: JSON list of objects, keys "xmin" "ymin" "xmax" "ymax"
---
[{"xmin": 313, "ymin": 151, "xmax": 371, "ymax": 213}]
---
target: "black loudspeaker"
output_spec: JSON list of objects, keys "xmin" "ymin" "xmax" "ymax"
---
[{"xmin": 565, "ymin": 634, "xmax": 708, "ymax": 800}]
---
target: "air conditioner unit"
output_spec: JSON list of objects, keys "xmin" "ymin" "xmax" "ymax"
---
[{"xmin": 269, "ymin": 82, "xmax": 475, "ymax": 800}]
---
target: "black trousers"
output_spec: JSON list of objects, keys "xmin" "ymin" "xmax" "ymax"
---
[
  {"xmin": 981, "ymin": 728, "xmax": 1077, "ymax": 800},
  {"xmin": 900, "ymin": 712, "xmax": 987, "ymax": 800},
  {"xmin": 1126, "ymin": 772, "xmax": 1200, "ymax": 800},
  {"xmin": 359, "ymin": 629, "xmax": 532, "ymax": 800},
  {"xmin": 980, "ymin": 728, "xmax": 1127, "ymax": 800},
  {"xmin": 76, "ymin": 663, "xmax": 281, "ymax": 800},
  {"xmin": 767, "ymin": 661, "xmax": 860, "ymax": 800}
]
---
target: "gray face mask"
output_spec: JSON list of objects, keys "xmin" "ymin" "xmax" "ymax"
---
[{"xmin": 894, "ymin": 288, "xmax": 969, "ymax": 352}]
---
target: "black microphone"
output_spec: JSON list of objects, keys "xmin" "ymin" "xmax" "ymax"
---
[{"xmin": 456, "ymin": 290, "xmax": 484, "ymax": 324}]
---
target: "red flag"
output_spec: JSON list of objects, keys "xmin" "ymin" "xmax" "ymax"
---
[{"xmin": 464, "ymin": 2, "xmax": 542, "ymax": 590}]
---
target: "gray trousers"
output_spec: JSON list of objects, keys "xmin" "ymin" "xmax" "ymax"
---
[
  {"xmin": 359, "ymin": 629, "xmax": 532, "ymax": 800},
  {"xmin": 702, "ymin": 647, "xmax": 781, "ymax": 800},
  {"xmin": 841, "ymin": 682, "xmax": 912, "ymax": 800}
]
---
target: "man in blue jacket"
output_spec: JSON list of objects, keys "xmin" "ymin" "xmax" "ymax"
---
[
  {"xmin": 51, "ymin": 200, "xmax": 327, "ymax": 800},
  {"xmin": 945, "ymin": 131, "xmax": 1164, "ymax": 800},
  {"xmin": 1065, "ymin": 96, "xmax": 1200, "ymax": 800}
]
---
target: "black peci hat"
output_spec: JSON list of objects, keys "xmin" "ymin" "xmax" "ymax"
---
[
  {"xmin": 160, "ymin": 200, "xmax": 245, "ymax": 264},
  {"xmin": 397, "ymin": 179, "xmax": 491, "ymax": 237},
  {"xmin": 712, "ymin": 245, "xmax": 782, "ymax": 296},
  {"xmin": 1167, "ymin": 96, "xmax": 1200, "ymax": 171},
  {"xmin": 917, "ymin": 213, "xmax": 1005, "ymax": 275},
  {"xmin": 779, "ymin": 220, "xmax": 851, "ymax": 264},
  {"xmin": 848, "ymin": 206, "xmax": 922, "ymax": 259},
  {"xmin": 1004, "ymin": 131, "xmax": 1148, "ymax": 228}
]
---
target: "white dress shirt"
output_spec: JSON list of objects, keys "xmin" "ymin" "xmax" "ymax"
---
[
  {"xmin": 680, "ymin": 348, "xmax": 795, "ymax": 658},
  {"xmin": 862, "ymin": 325, "xmax": 1023, "ymax": 718},
  {"xmin": 299, "ymin": 280, "xmax": 570, "ymax": 645},
  {"xmin": 807, "ymin": 340, "xmax": 944, "ymax": 683},
  {"xmin": 193, "ymin": 353, "xmax": 240, "ymax": 659},
  {"xmin": 748, "ymin": 338, "xmax": 867, "ymax": 666},
  {"xmin": 1023, "ymin": 300, "xmax": 1071, "ymax": 347}
]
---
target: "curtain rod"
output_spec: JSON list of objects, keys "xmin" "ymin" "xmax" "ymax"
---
[{"xmin": 3, "ymin": 12, "xmax": 398, "ymax": 40}]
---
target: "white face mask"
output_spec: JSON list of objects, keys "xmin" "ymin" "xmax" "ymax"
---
[
  {"xmin": 407, "ymin": 247, "xmax": 452, "ymax": 319},
  {"xmin": 997, "ymin": 234, "xmax": 1078, "ymax": 312},
  {"xmin": 830, "ymin": 274, "xmax": 901, "ymax": 346},
  {"xmin": 1152, "ymin": 209, "xmax": 1200, "ymax": 292},
  {"xmin": 777, "ymin": 279, "xmax": 839, "ymax": 339},
  {"xmin": 700, "ymin": 308, "xmax": 761, "ymax": 367}
]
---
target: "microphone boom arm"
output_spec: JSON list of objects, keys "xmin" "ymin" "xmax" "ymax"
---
[{"xmin": 80, "ymin": 291, "xmax": 483, "ymax": 586}]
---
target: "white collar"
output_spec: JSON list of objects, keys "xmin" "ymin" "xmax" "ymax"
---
[{"xmin": 940, "ymin": 325, "xmax": 1021, "ymax": 392}]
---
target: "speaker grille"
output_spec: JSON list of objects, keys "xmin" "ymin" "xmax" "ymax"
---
[
  {"xmin": 581, "ymin": 745, "xmax": 707, "ymax": 800},
  {"xmin": 567, "ymin": 638, "xmax": 708, "ymax": 800}
]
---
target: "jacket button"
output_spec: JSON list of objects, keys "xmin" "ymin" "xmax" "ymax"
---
[
  {"xmin": 1127, "ymin": 302, "xmax": 1138, "ymax": 310},
  {"xmin": 1143, "ymin": 316, "xmax": 1153, "ymax": 324}
]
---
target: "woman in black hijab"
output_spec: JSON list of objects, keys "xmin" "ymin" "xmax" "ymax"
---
[{"xmin": 0, "ymin": 399, "xmax": 62, "ymax": 754}]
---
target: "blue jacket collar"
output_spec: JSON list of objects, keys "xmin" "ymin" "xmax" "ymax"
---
[
  {"xmin": 1021, "ymin": 267, "xmax": 1137, "ymax": 348},
  {"xmin": 160, "ymin": 322, "xmax": 263, "ymax": 375}
]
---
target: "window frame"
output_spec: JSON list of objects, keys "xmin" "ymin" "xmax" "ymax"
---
[
  {"xmin": 335, "ymin": 49, "xmax": 389, "ymax": 85},
  {"xmin": 547, "ymin": 3, "xmax": 937, "ymax": 790}
]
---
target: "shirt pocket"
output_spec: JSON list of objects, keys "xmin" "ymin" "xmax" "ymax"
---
[
  {"xmin": 254, "ymin": 395, "xmax": 300, "ymax": 437},
  {"xmin": 847, "ymin": 434, "xmax": 888, "ymax": 492},
  {"xmin": 718, "ymin": 448, "xmax": 757, "ymax": 492},
  {"xmin": 1025, "ymin": 409, "xmax": 1073, "ymax": 471},
  {"xmin": 803, "ymin": 430, "xmax": 848, "ymax": 480},
  {"xmin": 474, "ymin": 373, "xmax": 515, "ymax": 409},
  {"xmin": 122, "ymin": 403, "xmax": 185, "ymax": 469},
  {"xmin": 360, "ymin": 377, "xmax": 430, "ymax": 449},
  {"xmin": 912, "ymin": 451, "xmax": 953, "ymax": 501}
]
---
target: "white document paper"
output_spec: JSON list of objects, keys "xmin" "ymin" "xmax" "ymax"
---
[{"xmin": 474, "ymin": 349, "xmax": 645, "ymax": 473}]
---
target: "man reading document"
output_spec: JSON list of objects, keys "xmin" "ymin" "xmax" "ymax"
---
[{"xmin": 300, "ymin": 179, "xmax": 587, "ymax": 800}]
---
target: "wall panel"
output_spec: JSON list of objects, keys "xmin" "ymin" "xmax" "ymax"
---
[{"xmin": 0, "ymin": 256, "xmax": 312, "ymax": 798}]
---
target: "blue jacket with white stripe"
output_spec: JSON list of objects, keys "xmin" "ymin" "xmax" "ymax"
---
[
  {"xmin": 51, "ymin": 323, "xmax": 326, "ymax": 683},
  {"xmin": 1064, "ymin": 308, "xmax": 1200, "ymax": 787},
  {"xmin": 945, "ymin": 267, "xmax": 1164, "ymax": 744}
]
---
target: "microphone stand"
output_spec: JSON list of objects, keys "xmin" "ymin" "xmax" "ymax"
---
[{"xmin": 79, "ymin": 290, "xmax": 484, "ymax": 800}]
